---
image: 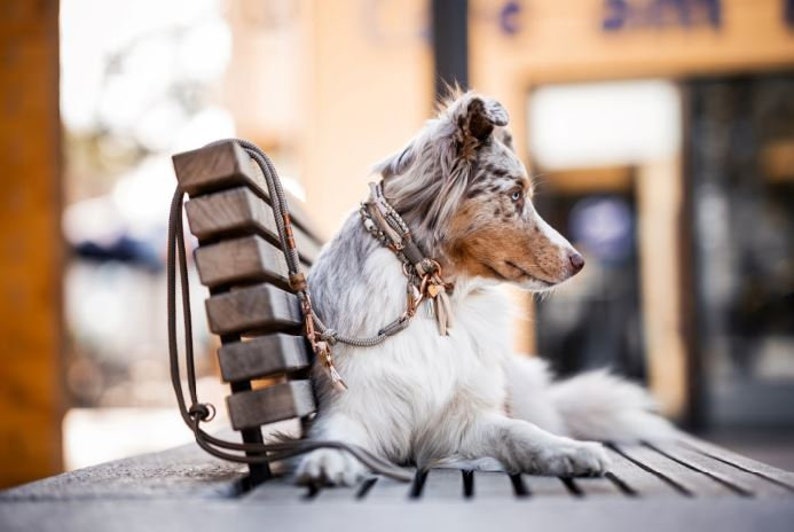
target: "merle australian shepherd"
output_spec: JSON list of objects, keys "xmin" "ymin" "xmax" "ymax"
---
[{"xmin": 296, "ymin": 91, "xmax": 673, "ymax": 485}]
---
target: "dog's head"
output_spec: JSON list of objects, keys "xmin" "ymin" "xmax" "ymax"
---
[{"xmin": 377, "ymin": 90, "xmax": 584, "ymax": 291}]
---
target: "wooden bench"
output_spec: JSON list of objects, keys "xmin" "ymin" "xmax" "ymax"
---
[
  {"xmin": 171, "ymin": 140, "xmax": 325, "ymax": 483},
  {"xmin": 1, "ymin": 140, "xmax": 793, "ymax": 531}
]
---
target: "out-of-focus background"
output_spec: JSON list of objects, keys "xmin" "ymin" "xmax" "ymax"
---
[{"xmin": 2, "ymin": 0, "xmax": 794, "ymax": 489}]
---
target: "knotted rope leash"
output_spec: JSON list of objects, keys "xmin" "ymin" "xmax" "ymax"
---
[{"xmin": 167, "ymin": 138, "xmax": 412, "ymax": 481}]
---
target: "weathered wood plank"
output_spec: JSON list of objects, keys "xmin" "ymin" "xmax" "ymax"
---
[
  {"xmin": 651, "ymin": 441, "xmax": 791, "ymax": 497},
  {"xmin": 239, "ymin": 474, "xmax": 313, "ymax": 503},
  {"xmin": 185, "ymin": 186, "xmax": 275, "ymax": 240},
  {"xmin": 173, "ymin": 141, "xmax": 264, "ymax": 197},
  {"xmin": 680, "ymin": 437, "xmax": 794, "ymax": 492},
  {"xmin": 205, "ymin": 283, "xmax": 302, "ymax": 336},
  {"xmin": 310, "ymin": 483, "xmax": 363, "ymax": 502},
  {"xmin": 5, "ymin": 498, "xmax": 794, "ymax": 532},
  {"xmin": 174, "ymin": 141, "xmax": 322, "ymax": 242},
  {"xmin": 195, "ymin": 235, "xmax": 289, "ymax": 290},
  {"xmin": 0, "ymin": 442, "xmax": 246, "ymax": 501},
  {"xmin": 420, "ymin": 469, "xmax": 465, "ymax": 499},
  {"xmin": 218, "ymin": 334, "xmax": 310, "ymax": 382},
  {"xmin": 185, "ymin": 187, "xmax": 320, "ymax": 263},
  {"xmin": 226, "ymin": 381, "xmax": 316, "ymax": 431},
  {"xmin": 360, "ymin": 473, "xmax": 415, "ymax": 501},
  {"xmin": 523, "ymin": 475, "xmax": 571, "ymax": 496},
  {"xmin": 616, "ymin": 443, "xmax": 734, "ymax": 496},
  {"xmin": 472, "ymin": 471, "xmax": 516, "ymax": 498},
  {"xmin": 604, "ymin": 444, "xmax": 680, "ymax": 497},
  {"xmin": 571, "ymin": 475, "xmax": 623, "ymax": 497}
]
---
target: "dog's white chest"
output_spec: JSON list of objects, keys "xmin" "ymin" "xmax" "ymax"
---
[{"xmin": 343, "ymin": 288, "xmax": 512, "ymax": 422}]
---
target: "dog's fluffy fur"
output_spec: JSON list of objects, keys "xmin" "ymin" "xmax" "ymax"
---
[{"xmin": 296, "ymin": 91, "xmax": 675, "ymax": 486}]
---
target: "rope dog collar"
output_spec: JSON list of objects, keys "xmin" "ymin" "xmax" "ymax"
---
[
  {"xmin": 359, "ymin": 181, "xmax": 454, "ymax": 336},
  {"xmin": 299, "ymin": 181, "xmax": 456, "ymax": 391}
]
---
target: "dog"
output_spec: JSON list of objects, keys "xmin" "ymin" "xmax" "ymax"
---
[{"xmin": 295, "ymin": 91, "xmax": 674, "ymax": 486}]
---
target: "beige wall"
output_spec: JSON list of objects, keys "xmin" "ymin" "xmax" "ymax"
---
[
  {"xmin": 470, "ymin": 0, "xmax": 794, "ymax": 417},
  {"xmin": 300, "ymin": 0, "xmax": 433, "ymax": 237},
  {"xmin": 225, "ymin": 0, "xmax": 432, "ymax": 238}
]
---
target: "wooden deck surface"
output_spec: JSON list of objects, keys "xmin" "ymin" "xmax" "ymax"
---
[{"xmin": 1, "ymin": 437, "xmax": 793, "ymax": 531}]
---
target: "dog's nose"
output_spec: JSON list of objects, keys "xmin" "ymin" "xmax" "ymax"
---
[{"xmin": 569, "ymin": 252, "xmax": 585, "ymax": 274}]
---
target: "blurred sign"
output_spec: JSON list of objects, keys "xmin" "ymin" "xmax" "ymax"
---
[
  {"xmin": 570, "ymin": 197, "xmax": 634, "ymax": 264},
  {"xmin": 602, "ymin": 0, "xmax": 722, "ymax": 31},
  {"xmin": 499, "ymin": 1, "xmax": 522, "ymax": 35},
  {"xmin": 528, "ymin": 79, "xmax": 681, "ymax": 170}
]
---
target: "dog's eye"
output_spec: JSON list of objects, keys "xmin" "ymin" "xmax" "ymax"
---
[{"xmin": 510, "ymin": 190, "xmax": 522, "ymax": 202}]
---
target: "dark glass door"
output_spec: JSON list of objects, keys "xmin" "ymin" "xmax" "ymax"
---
[{"xmin": 686, "ymin": 73, "xmax": 794, "ymax": 428}]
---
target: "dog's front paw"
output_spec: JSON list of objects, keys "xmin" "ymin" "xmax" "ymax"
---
[
  {"xmin": 295, "ymin": 449, "xmax": 369, "ymax": 487},
  {"xmin": 533, "ymin": 439, "xmax": 610, "ymax": 477}
]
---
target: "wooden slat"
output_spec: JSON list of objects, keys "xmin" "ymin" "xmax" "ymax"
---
[
  {"xmin": 310, "ymin": 484, "xmax": 360, "ymax": 502},
  {"xmin": 310, "ymin": 473, "xmax": 409, "ymax": 502},
  {"xmin": 173, "ymin": 141, "xmax": 265, "ymax": 197},
  {"xmin": 239, "ymin": 474, "xmax": 314, "ymax": 503},
  {"xmin": 0, "ymin": 440, "xmax": 248, "ymax": 501},
  {"xmin": 604, "ymin": 445, "xmax": 680, "ymax": 497},
  {"xmin": 226, "ymin": 381, "xmax": 316, "ymax": 431},
  {"xmin": 572, "ymin": 476, "xmax": 623, "ymax": 497},
  {"xmin": 218, "ymin": 334, "xmax": 310, "ymax": 382},
  {"xmin": 420, "ymin": 469, "xmax": 465, "ymax": 499},
  {"xmin": 472, "ymin": 471, "xmax": 517, "ymax": 498},
  {"xmin": 7, "ymin": 495, "xmax": 794, "ymax": 531},
  {"xmin": 681, "ymin": 437, "xmax": 794, "ymax": 492},
  {"xmin": 173, "ymin": 141, "xmax": 322, "ymax": 241},
  {"xmin": 185, "ymin": 186, "xmax": 275, "ymax": 240},
  {"xmin": 361, "ymin": 473, "xmax": 416, "ymax": 501},
  {"xmin": 652, "ymin": 441, "xmax": 792, "ymax": 497},
  {"xmin": 523, "ymin": 475, "xmax": 571, "ymax": 496},
  {"xmin": 205, "ymin": 283, "xmax": 302, "ymax": 336},
  {"xmin": 615, "ymin": 443, "xmax": 734, "ymax": 497},
  {"xmin": 185, "ymin": 187, "xmax": 320, "ymax": 264},
  {"xmin": 195, "ymin": 235, "xmax": 289, "ymax": 290}
]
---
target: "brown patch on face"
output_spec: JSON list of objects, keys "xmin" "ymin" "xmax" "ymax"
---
[{"xmin": 443, "ymin": 196, "xmax": 575, "ymax": 286}]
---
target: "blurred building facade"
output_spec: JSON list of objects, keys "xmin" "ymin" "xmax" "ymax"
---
[
  {"xmin": 1, "ymin": 0, "xmax": 794, "ymax": 488},
  {"xmin": 465, "ymin": 0, "xmax": 794, "ymax": 429}
]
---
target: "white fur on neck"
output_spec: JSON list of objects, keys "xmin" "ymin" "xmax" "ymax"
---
[{"xmin": 310, "ymin": 233, "xmax": 514, "ymax": 465}]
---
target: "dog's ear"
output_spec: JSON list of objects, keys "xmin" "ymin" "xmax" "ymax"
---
[
  {"xmin": 374, "ymin": 142, "xmax": 416, "ymax": 179},
  {"xmin": 450, "ymin": 95, "xmax": 509, "ymax": 157},
  {"xmin": 463, "ymin": 97, "xmax": 509, "ymax": 141}
]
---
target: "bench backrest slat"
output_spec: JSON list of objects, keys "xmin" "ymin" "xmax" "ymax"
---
[
  {"xmin": 195, "ymin": 235, "xmax": 290, "ymax": 291},
  {"xmin": 218, "ymin": 333, "xmax": 309, "ymax": 383},
  {"xmin": 185, "ymin": 187, "xmax": 320, "ymax": 263},
  {"xmin": 171, "ymin": 140, "xmax": 321, "ymax": 459},
  {"xmin": 205, "ymin": 283, "xmax": 303, "ymax": 336},
  {"xmin": 173, "ymin": 141, "xmax": 323, "ymax": 240},
  {"xmin": 226, "ymin": 381, "xmax": 316, "ymax": 431}
]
